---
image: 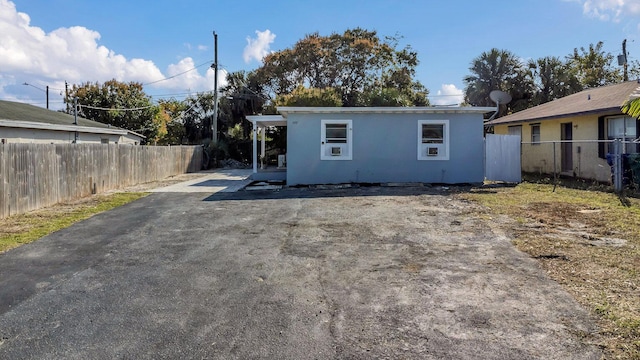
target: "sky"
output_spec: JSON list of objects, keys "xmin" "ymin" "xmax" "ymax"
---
[{"xmin": 1, "ymin": 0, "xmax": 640, "ymax": 110}]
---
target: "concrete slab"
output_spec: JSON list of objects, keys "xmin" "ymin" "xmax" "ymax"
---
[{"xmin": 149, "ymin": 169, "xmax": 252, "ymax": 193}]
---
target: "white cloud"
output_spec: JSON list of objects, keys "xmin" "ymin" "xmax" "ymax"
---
[
  {"xmin": 0, "ymin": 0, "xmax": 221, "ymax": 109},
  {"xmin": 243, "ymin": 30, "xmax": 276, "ymax": 63},
  {"xmin": 431, "ymin": 84, "xmax": 464, "ymax": 106},
  {"xmin": 578, "ymin": 0, "xmax": 640, "ymax": 22},
  {"xmin": 153, "ymin": 57, "xmax": 227, "ymax": 92}
]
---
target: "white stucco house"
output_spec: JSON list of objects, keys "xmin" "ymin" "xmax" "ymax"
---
[{"xmin": 0, "ymin": 100, "xmax": 144, "ymax": 145}]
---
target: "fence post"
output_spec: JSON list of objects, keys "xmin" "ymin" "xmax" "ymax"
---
[
  {"xmin": 552, "ymin": 141, "xmax": 557, "ymax": 192},
  {"xmin": 613, "ymin": 139, "xmax": 623, "ymax": 193}
]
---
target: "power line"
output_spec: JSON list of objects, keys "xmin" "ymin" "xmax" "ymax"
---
[
  {"xmin": 80, "ymin": 104, "xmax": 154, "ymax": 111},
  {"xmin": 143, "ymin": 60, "xmax": 213, "ymax": 86}
]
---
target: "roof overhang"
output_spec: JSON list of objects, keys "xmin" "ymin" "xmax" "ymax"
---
[
  {"xmin": 486, "ymin": 107, "xmax": 626, "ymax": 126},
  {"xmin": 247, "ymin": 107, "xmax": 496, "ymax": 127},
  {"xmin": 246, "ymin": 115, "xmax": 287, "ymax": 127},
  {"xmin": 0, "ymin": 119, "xmax": 145, "ymax": 139},
  {"xmin": 277, "ymin": 106, "xmax": 495, "ymax": 117}
]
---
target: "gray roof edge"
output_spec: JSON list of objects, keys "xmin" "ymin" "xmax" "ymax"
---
[
  {"xmin": 277, "ymin": 106, "xmax": 495, "ymax": 115},
  {"xmin": 486, "ymin": 107, "xmax": 625, "ymax": 125},
  {"xmin": 0, "ymin": 119, "xmax": 128, "ymax": 135}
]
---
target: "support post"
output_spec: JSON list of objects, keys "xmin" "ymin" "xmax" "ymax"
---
[
  {"xmin": 261, "ymin": 127, "xmax": 266, "ymax": 168},
  {"xmin": 252, "ymin": 122, "xmax": 258, "ymax": 174}
]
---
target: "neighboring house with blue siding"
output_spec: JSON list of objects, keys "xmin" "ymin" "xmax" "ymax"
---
[{"xmin": 248, "ymin": 106, "xmax": 493, "ymax": 186}]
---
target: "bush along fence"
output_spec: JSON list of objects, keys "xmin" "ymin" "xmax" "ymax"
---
[
  {"xmin": 0, "ymin": 144, "xmax": 203, "ymax": 219},
  {"xmin": 519, "ymin": 139, "xmax": 640, "ymax": 193}
]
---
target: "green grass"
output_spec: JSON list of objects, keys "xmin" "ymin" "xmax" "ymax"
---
[{"xmin": 0, "ymin": 192, "xmax": 148, "ymax": 253}]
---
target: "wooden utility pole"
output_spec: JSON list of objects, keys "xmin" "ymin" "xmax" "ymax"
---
[
  {"xmin": 65, "ymin": 81, "xmax": 70, "ymax": 114},
  {"xmin": 623, "ymin": 39, "xmax": 629, "ymax": 82},
  {"xmin": 212, "ymin": 31, "xmax": 219, "ymax": 144}
]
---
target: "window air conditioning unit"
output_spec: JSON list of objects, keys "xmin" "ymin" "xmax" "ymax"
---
[
  {"xmin": 331, "ymin": 147, "xmax": 342, "ymax": 156},
  {"xmin": 427, "ymin": 147, "xmax": 439, "ymax": 156}
]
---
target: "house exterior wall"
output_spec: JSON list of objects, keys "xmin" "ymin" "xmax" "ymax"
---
[
  {"xmin": 0, "ymin": 127, "xmax": 140, "ymax": 145},
  {"xmin": 286, "ymin": 112, "xmax": 484, "ymax": 185},
  {"xmin": 494, "ymin": 114, "xmax": 610, "ymax": 182}
]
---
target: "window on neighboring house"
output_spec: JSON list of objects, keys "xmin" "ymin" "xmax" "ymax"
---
[
  {"xmin": 321, "ymin": 120, "xmax": 352, "ymax": 160},
  {"xmin": 101, "ymin": 138, "xmax": 109, "ymax": 144},
  {"xmin": 530, "ymin": 124, "xmax": 541, "ymax": 144},
  {"xmin": 607, "ymin": 115, "xmax": 638, "ymax": 153},
  {"xmin": 418, "ymin": 120, "xmax": 449, "ymax": 160}
]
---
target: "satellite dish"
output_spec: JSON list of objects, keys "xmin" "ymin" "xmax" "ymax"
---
[
  {"xmin": 489, "ymin": 90, "xmax": 512, "ymax": 105},
  {"xmin": 486, "ymin": 90, "xmax": 512, "ymax": 122}
]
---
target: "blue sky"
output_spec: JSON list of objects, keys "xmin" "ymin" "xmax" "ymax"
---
[{"xmin": 2, "ymin": 0, "xmax": 640, "ymax": 109}]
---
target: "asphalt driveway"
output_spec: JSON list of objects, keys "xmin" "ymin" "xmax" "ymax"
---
[{"xmin": 0, "ymin": 186, "xmax": 600, "ymax": 359}]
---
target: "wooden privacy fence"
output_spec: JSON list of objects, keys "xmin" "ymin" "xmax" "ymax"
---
[{"xmin": 0, "ymin": 144, "xmax": 203, "ymax": 218}]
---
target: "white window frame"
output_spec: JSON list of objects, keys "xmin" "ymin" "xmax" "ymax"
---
[
  {"xmin": 321, "ymin": 119, "xmax": 352, "ymax": 160},
  {"xmin": 606, "ymin": 115, "xmax": 637, "ymax": 154},
  {"xmin": 530, "ymin": 123, "xmax": 541, "ymax": 145},
  {"xmin": 417, "ymin": 120, "xmax": 449, "ymax": 161}
]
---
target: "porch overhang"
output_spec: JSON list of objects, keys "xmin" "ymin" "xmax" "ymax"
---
[{"xmin": 246, "ymin": 115, "xmax": 287, "ymax": 175}]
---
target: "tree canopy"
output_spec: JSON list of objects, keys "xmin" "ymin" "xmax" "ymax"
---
[
  {"xmin": 254, "ymin": 28, "xmax": 429, "ymax": 107},
  {"xmin": 567, "ymin": 41, "xmax": 621, "ymax": 88},
  {"xmin": 67, "ymin": 79, "xmax": 158, "ymax": 143},
  {"xmin": 463, "ymin": 49, "xmax": 533, "ymax": 115},
  {"xmin": 529, "ymin": 56, "xmax": 582, "ymax": 106},
  {"xmin": 464, "ymin": 42, "xmax": 627, "ymax": 117}
]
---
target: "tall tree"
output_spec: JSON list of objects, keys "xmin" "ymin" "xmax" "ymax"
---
[
  {"xmin": 567, "ymin": 41, "xmax": 622, "ymax": 88},
  {"xmin": 254, "ymin": 28, "xmax": 429, "ymax": 107},
  {"xmin": 463, "ymin": 48, "xmax": 534, "ymax": 115},
  {"xmin": 68, "ymin": 79, "xmax": 158, "ymax": 143},
  {"xmin": 276, "ymin": 86, "xmax": 342, "ymax": 107},
  {"xmin": 155, "ymin": 99, "xmax": 186, "ymax": 145},
  {"xmin": 529, "ymin": 56, "xmax": 582, "ymax": 105}
]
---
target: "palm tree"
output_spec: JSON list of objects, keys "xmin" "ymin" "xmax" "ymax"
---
[
  {"xmin": 530, "ymin": 56, "xmax": 582, "ymax": 105},
  {"xmin": 622, "ymin": 97, "xmax": 640, "ymax": 118},
  {"xmin": 464, "ymin": 48, "xmax": 533, "ymax": 116}
]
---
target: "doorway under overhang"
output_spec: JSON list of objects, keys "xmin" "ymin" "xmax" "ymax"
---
[{"xmin": 246, "ymin": 115, "xmax": 287, "ymax": 182}]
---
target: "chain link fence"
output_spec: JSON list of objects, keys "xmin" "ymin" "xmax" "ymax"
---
[{"xmin": 520, "ymin": 139, "xmax": 640, "ymax": 194}]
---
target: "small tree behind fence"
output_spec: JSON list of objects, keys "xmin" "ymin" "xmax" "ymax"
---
[
  {"xmin": 0, "ymin": 144, "xmax": 203, "ymax": 218},
  {"xmin": 520, "ymin": 139, "xmax": 640, "ymax": 193}
]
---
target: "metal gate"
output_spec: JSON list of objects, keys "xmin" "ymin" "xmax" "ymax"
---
[{"xmin": 485, "ymin": 134, "xmax": 521, "ymax": 183}]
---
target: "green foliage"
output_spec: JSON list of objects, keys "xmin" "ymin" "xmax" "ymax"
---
[
  {"xmin": 155, "ymin": 99, "xmax": 187, "ymax": 145},
  {"xmin": 465, "ymin": 42, "xmax": 625, "ymax": 116},
  {"xmin": 254, "ymin": 28, "xmax": 429, "ymax": 107},
  {"xmin": 228, "ymin": 123, "xmax": 244, "ymax": 140},
  {"xmin": 621, "ymin": 97, "xmax": 640, "ymax": 118},
  {"xmin": 276, "ymin": 86, "xmax": 342, "ymax": 107},
  {"xmin": 181, "ymin": 92, "xmax": 215, "ymax": 144},
  {"xmin": 463, "ymin": 48, "xmax": 533, "ymax": 115},
  {"xmin": 567, "ymin": 41, "xmax": 621, "ymax": 88},
  {"xmin": 529, "ymin": 56, "xmax": 582, "ymax": 105},
  {"xmin": 68, "ymin": 79, "xmax": 158, "ymax": 144},
  {"xmin": 0, "ymin": 193, "xmax": 147, "ymax": 253}
]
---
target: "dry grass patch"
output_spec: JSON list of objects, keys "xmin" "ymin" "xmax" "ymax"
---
[
  {"xmin": 0, "ymin": 192, "xmax": 148, "ymax": 253},
  {"xmin": 460, "ymin": 183, "xmax": 640, "ymax": 359}
]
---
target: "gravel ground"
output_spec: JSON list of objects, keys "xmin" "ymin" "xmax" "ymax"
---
[{"xmin": 0, "ymin": 185, "xmax": 600, "ymax": 359}]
